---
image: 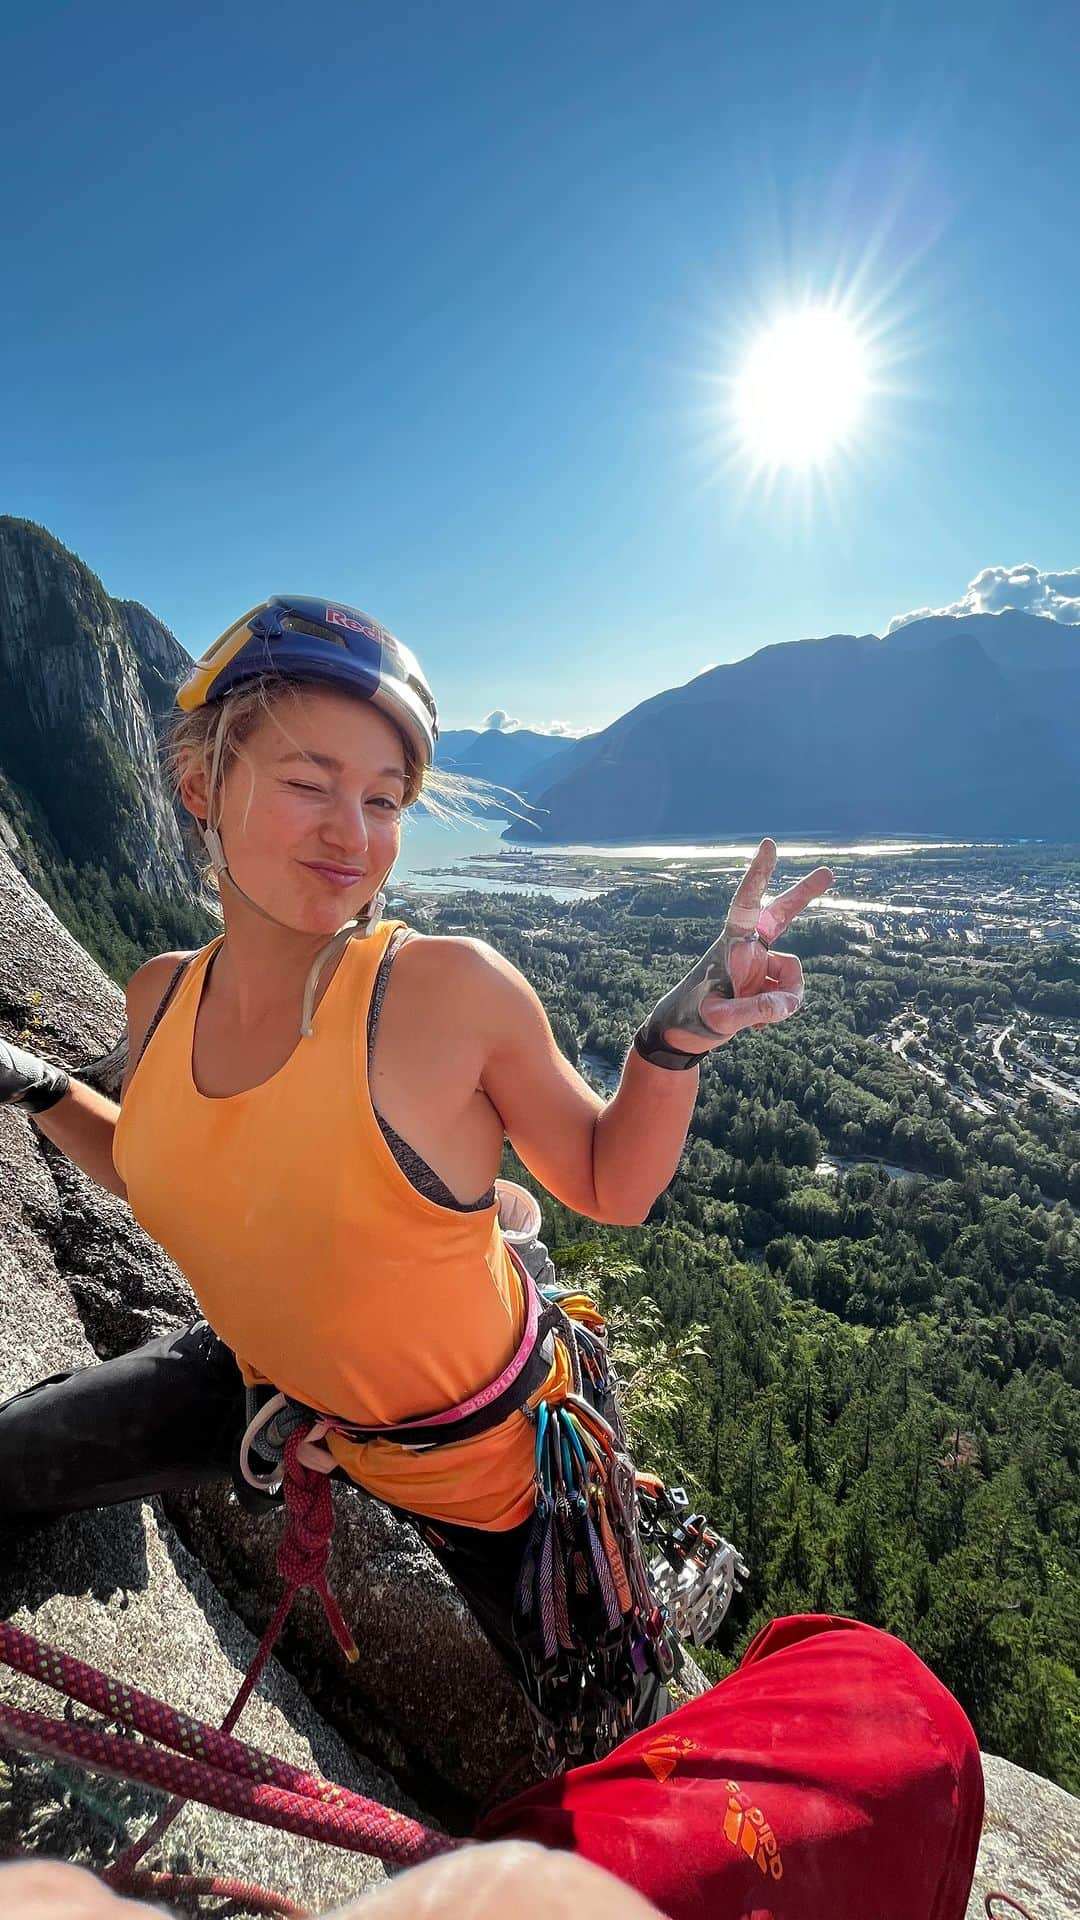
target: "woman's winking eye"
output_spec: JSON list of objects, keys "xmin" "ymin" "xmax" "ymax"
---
[{"xmin": 283, "ymin": 779, "xmax": 400, "ymax": 812}]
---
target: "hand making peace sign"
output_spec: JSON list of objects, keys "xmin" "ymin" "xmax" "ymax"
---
[{"xmin": 633, "ymin": 839, "xmax": 834, "ymax": 1070}]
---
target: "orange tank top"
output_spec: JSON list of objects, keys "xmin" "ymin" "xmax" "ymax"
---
[{"xmin": 113, "ymin": 917, "xmax": 569, "ymax": 1529}]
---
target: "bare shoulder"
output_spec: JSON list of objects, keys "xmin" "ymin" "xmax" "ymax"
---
[
  {"xmin": 121, "ymin": 950, "xmax": 199, "ymax": 1099},
  {"xmin": 392, "ymin": 932, "xmax": 526, "ymax": 1002},
  {"xmin": 390, "ymin": 934, "xmax": 554, "ymax": 1078},
  {"xmin": 124, "ymin": 950, "xmax": 197, "ymax": 1014}
]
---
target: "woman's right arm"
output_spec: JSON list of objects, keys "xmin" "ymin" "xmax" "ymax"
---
[
  {"xmin": 26, "ymin": 954, "xmax": 188, "ymax": 1202},
  {"xmin": 29, "ymin": 1076, "xmax": 127, "ymax": 1199}
]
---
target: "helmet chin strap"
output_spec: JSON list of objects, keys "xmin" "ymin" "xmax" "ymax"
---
[{"xmin": 200, "ymin": 709, "xmax": 388, "ymax": 1040}]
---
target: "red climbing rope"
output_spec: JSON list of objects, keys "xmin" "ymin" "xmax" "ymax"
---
[
  {"xmin": 0, "ymin": 1698, "xmax": 454, "ymax": 1859},
  {"xmin": 105, "ymin": 1428, "xmax": 362, "ymax": 1888},
  {"xmin": 0, "ymin": 1431, "xmax": 460, "ymax": 1909}
]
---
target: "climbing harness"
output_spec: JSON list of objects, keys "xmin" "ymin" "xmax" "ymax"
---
[
  {"xmin": 234, "ymin": 1185, "xmax": 745, "ymax": 1775},
  {"xmin": 233, "ymin": 1184, "xmax": 702, "ymax": 1773},
  {"xmin": 237, "ymin": 1243, "xmax": 566, "ymax": 1489}
]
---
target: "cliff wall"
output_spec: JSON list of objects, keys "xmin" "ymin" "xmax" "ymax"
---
[{"xmin": 0, "ymin": 519, "xmax": 193, "ymax": 896}]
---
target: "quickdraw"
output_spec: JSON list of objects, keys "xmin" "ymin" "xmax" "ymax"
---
[{"xmin": 510, "ymin": 1291, "xmax": 678, "ymax": 1772}]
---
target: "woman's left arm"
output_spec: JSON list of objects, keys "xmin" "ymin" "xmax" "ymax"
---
[
  {"xmin": 474, "ymin": 840, "xmax": 833, "ymax": 1227},
  {"xmin": 474, "ymin": 953, "xmax": 697, "ymax": 1227}
]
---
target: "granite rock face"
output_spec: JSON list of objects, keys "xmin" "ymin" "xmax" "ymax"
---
[
  {"xmin": 965, "ymin": 1751, "xmax": 1080, "ymax": 1919},
  {"xmin": 0, "ymin": 823, "xmax": 127, "ymax": 1076}
]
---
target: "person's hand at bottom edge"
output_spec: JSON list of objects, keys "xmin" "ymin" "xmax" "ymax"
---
[{"xmin": 0, "ymin": 1844, "xmax": 664, "ymax": 1920}]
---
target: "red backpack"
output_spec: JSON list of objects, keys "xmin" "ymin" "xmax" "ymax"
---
[{"xmin": 478, "ymin": 1614, "xmax": 984, "ymax": 1920}]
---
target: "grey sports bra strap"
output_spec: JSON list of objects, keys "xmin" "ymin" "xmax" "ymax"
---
[
  {"xmin": 135, "ymin": 955, "xmax": 195, "ymax": 1072},
  {"xmin": 367, "ymin": 925, "xmax": 419, "ymax": 1029}
]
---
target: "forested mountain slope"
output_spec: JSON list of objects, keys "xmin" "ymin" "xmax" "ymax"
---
[{"xmin": 406, "ymin": 879, "xmax": 1080, "ymax": 1795}]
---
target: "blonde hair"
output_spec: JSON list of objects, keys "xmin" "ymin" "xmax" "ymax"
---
[{"xmin": 161, "ymin": 674, "xmax": 527, "ymax": 916}]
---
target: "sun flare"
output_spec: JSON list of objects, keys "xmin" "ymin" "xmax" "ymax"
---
[{"xmin": 734, "ymin": 306, "xmax": 870, "ymax": 469}]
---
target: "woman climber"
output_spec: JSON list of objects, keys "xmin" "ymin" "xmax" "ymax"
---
[{"xmin": 0, "ymin": 595, "xmax": 832, "ymax": 1765}]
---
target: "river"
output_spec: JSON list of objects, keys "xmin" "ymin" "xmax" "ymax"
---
[{"xmin": 389, "ymin": 815, "xmax": 980, "ymax": 903}]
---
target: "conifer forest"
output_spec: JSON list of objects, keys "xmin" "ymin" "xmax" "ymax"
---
[{"xmin": 411, "ymin": 873, "xmax": 1080, "ymax": 1794}]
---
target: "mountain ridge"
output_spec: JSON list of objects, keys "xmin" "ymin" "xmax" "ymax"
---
[
  {"xmin": 4, "ymin": 518, "xmax": 1077, "ymax": 875},
  {"xmin": 513, "ymin": 610, "xmax": 1078, "ymax": 842},
  {"xmin": 436, "ymin": 723, "xmax": 574, "ymax": 789}
]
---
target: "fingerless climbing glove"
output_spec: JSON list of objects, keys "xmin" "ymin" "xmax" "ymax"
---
[{"xmin": 0, "ymin": 1039, "xmax": 71, "ymax": 1113}]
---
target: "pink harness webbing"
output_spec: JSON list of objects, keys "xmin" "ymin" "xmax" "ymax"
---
[{"xmin": 346, "ymin": 1241, "xmax": 539, "ymax": 1437}]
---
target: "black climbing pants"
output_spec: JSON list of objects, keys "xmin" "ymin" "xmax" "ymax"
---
[{"xmin": 0, "ymin": 1321, "xmax": 672, "ymax": 1736}]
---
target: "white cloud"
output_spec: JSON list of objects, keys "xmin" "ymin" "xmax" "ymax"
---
[
  {"xmin": 886, "ymin": 563, "xmax": 1080, "ymax": 634},
  {"xmin": 477, "ymin": 708, "xmax": 591, "ymax": 738}
]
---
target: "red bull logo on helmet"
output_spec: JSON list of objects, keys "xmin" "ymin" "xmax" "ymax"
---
[{"xmin": 325, "ymin": 606, "xmax": 373, "ymax": 635}]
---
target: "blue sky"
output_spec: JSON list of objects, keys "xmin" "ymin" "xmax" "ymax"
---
[{"xmin": 3, "ymin": 1, "xmax": 1077, "ymax": 733}]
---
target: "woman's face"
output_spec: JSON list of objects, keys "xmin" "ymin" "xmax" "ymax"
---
[{"xmin": 192, "ymin": 687, "xmax": 408, "ymax": 934}]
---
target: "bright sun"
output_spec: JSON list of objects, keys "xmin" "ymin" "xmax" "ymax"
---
[{"xmin": 734, "ymin": 306, "xmax": 870, "ymax": 469}]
